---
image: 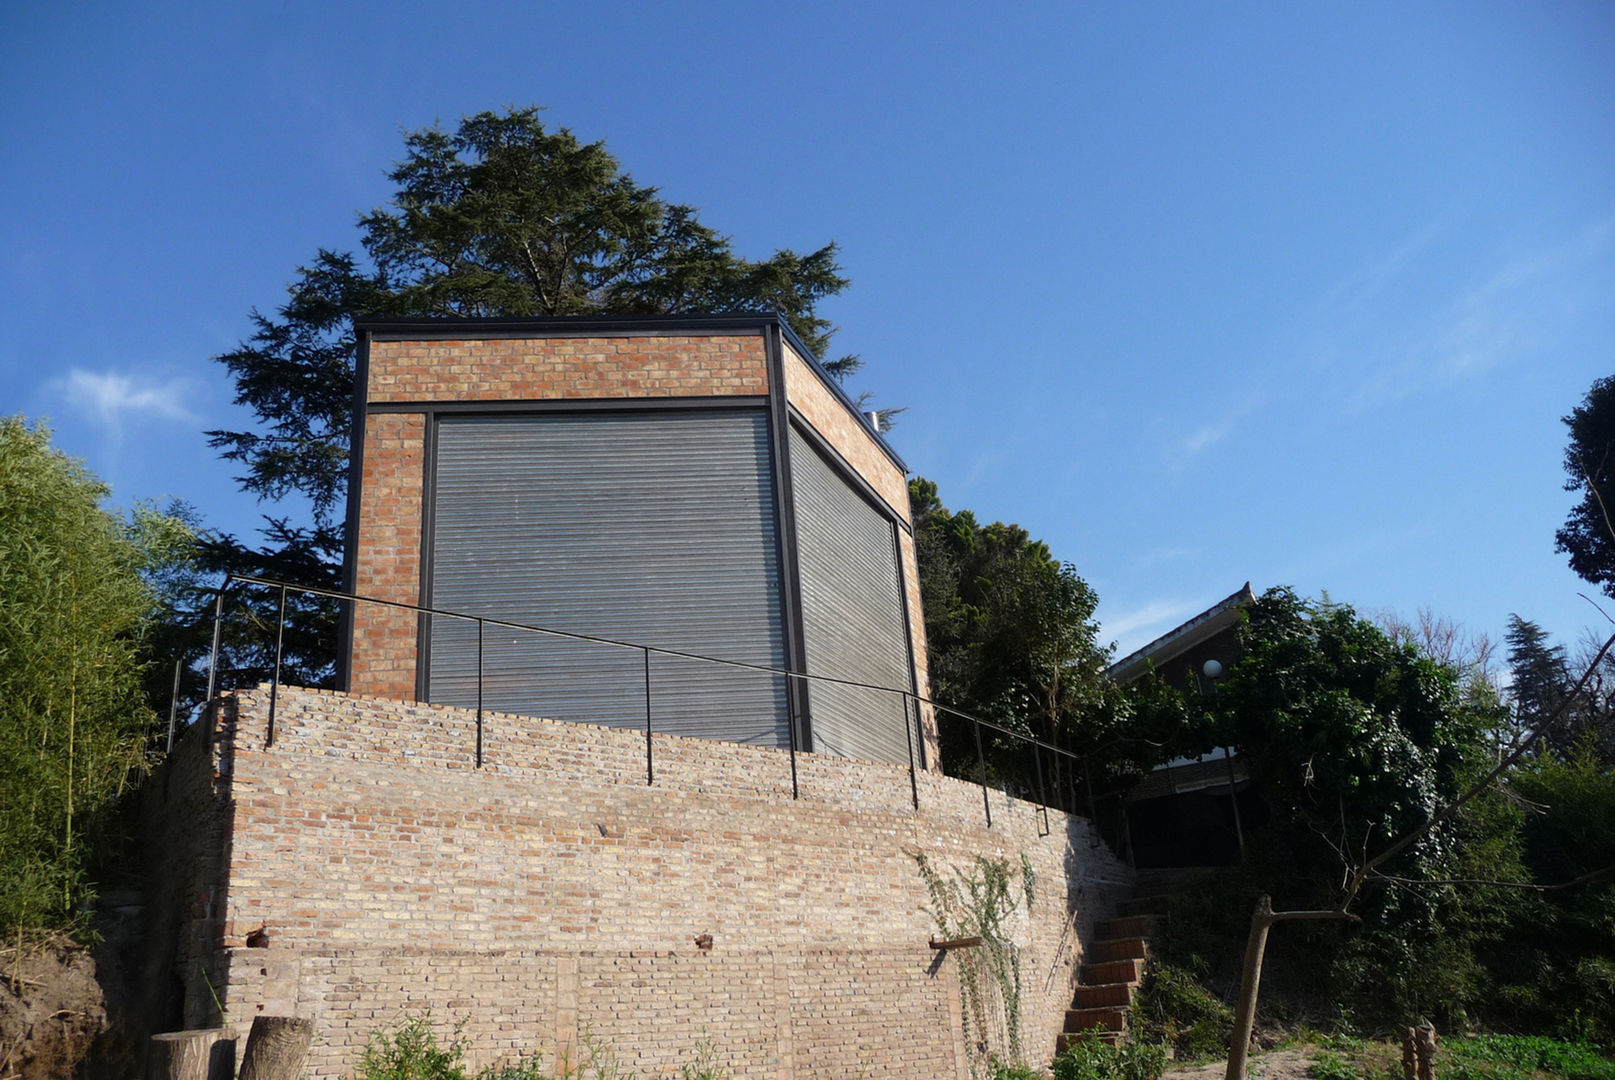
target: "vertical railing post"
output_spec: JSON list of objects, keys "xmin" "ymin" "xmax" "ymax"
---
[
  {"xmin": 643, "ymin": 647, "xmax": 653, "ymax": 786},
  {"xmin": 266, "ymin": 584, "xmax": 286, "ymax": 748},
  {"xmin": 1033, "ymin": 742, "xmax": 1050, "ymax": 837},
  {"xmin": 475, "ymin": 618, "xmax": 484, "ymax": 769},
  {"xmin": 902, "ymin": 693, "xmax": 919, "ymax": 811},
  {"xmin": 1222, "ymin": 747, "xmax": 1247, "ymax": 861},
  {"xmin": 205, "ymin": 585, "xmax": 225, "ymax": 703},
  {"xmin": 973, "ymin": 720, "xmax": 992, "ymax": 828},
  {"xmin": 165, "ymin": 657, "xmax": 183, "ymax": 755},
  {"xmin": 1084, "ymin": 760, "xmax": 1101, "ymax": 827}
]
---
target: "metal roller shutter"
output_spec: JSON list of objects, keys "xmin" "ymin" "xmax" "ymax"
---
[
  {"xmin": 426, "ymin": 411, "xmax": 790, "ymax": 746},
  {"xmin": 788, "ymin": 426, "xmax": 914, "ymax": 765}
]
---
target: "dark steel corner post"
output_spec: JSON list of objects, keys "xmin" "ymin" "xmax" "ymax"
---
[
  {"xmin": 336, "ymin": 325, "xmax": 373, "ymax": 695},
  {"xmin": 763, "ymin": 320, "xmax": 807, "ymax": 800}
]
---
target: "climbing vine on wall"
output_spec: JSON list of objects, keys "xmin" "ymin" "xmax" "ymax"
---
[{"xmin": 912, "ymin": 851, "xmax": 1037, "ymax": 1074}]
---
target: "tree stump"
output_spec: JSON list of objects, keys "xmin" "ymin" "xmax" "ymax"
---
[
  {"xmin": 238, "ymin": 1015, "xmax": 315, "ymax": 1080},
  {"xmin": 146, "ymin": 1029, "xmax": 236, "ymax": 1080}
]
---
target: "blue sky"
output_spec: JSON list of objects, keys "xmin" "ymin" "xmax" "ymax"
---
[{"xmin": 3, "ymin": 1, "xmax": 1613, "ymax": 663}]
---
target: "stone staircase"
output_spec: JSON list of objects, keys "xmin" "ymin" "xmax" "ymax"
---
[
  {"xmin": 1056, "ymin": 868, "xmax": 1211, "ymax": 1053},
  {"xmin": 1057, "ymin": 896, "xmax": 1162, "ymax": 1050}
]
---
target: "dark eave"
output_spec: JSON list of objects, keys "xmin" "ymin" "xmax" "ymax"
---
[{"xmin": 1107, "ymin": 582, "xmax": 1257, "ymax": 685}]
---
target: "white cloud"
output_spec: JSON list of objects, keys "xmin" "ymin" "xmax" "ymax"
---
[
  {"xmin": 1341, "ymin": 214, "xmax": 1615, "ymax": 411},
  {"xmin": 53, "ymin": 369, "xmax": 199, "ymax": 427},
  {"xmin": 1102, "ymin": 598, "xmax": 1202, "ymax": 654}
]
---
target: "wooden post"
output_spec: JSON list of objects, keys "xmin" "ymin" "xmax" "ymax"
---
[
  {"xmin": 238, "ymin": 1016, "xmax": 315, "ymax": 1080},
  {"xmin": 1415, "ymin": 1022, "xmax": 1438, "ymax": 1080},
  {"xmin": 1225, "ymin": 896, "xmax": 1275, "ymax": 1080},
  {"xmin": 1403, "ymin": 1028, "xmax": 1418, "ymax": 1080},
  {"xmin": 1225, "ymin": 896, "xmax": 1360, "ymax": 1080},
  {"xmin": 146, "ymin": 1030, "xmax": 236, "ymax": 1080}
]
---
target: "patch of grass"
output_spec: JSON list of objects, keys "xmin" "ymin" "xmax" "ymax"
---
[
  {"xmin": 1310, "ymin": 1050, "xmax": 1363, "ymax": 1080},
  {"xmin": 1444, "ymin": 1035, "xmax": 1615, "ymax": 1080}
]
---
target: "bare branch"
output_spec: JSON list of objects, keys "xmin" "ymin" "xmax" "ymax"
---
[
  {"xmin": 1370, "ymin": 861, "xmax": 1615, "ymax": 892},
  {"xmin": 1344, "ymin": 628, "xmax": 1615, "ymax": 902}
]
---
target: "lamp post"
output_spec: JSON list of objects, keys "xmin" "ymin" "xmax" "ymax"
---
[{"xmin": 1201, "ymin": 658, "xmax": 1246, "ymax": 862}]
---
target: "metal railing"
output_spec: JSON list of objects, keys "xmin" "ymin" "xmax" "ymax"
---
[{"xmin": 191, "ymin": 573, "xmax": 1104, "ymax": 833}]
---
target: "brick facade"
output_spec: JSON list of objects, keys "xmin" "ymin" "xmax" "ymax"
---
[
  {"xmin": 160, "ymin": 686, "xmax": 1131, "ymax": 1076},
  {"xmin": 367, "ymin": 334, "xmax": 769, "ymax": 403},
  {"xmin": 350, "ymin": 412, "xmax": 427, "ymax": 698}
]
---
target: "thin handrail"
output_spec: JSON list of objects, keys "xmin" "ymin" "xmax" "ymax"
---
[{"xmin": 222, "ymin": 572, "xmax": 1091, "ymax": 768}]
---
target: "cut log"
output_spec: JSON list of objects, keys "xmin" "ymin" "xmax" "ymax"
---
[
  {"xmin": 146, "ymin": 1029, "xmax": 236, "ymax": 1080},
  {"xmin": 239, "ymin": 1015, "xmax": 315, "ymax": 1080}
]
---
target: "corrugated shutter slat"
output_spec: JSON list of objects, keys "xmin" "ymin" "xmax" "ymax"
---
[
  {"xmin": 789, "ymin": 427, "xmax": 913, "ymax": 765},
  {"xmin": 426, "ymin": 412, "xmax": 789, "ymax": 746}
]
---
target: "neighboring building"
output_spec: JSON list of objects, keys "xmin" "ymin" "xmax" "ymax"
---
[
  {"xmin": 1107, "ymin": 583, "xmax": 1265, "ymax": 867},
  {"xmin": 1107, "ymin": 582, "xmax": 1254, "ymax": 693},
  {"xmin": 341, "ymin": 313, "xmax": 937, "ymax": 769}
]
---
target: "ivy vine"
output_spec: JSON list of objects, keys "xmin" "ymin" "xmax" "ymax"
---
[{"xmin": 912, "ymin": 850, "xmax": 1037, "ymax": 1074}]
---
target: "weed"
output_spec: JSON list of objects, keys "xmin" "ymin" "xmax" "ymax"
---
[
  {"xmin": 1131, "ymin": 963, "xmax": 1233, "ymax": 1061},
  {"xmin": 1309, "ymin": 1050, "xmax": 1362, "ymax": 1080},
  {"xmin": 354, "ymin": 1015, "xmax": 468, "ymax": 1080},
  {"xmin": 1050, "ymin": 1031, "xmax": 1167, "ymax": 1080}
]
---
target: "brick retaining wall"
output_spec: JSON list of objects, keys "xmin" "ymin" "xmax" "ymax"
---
[{"xmin": 159, "ymin": 686, "xmax": 1130, "ymax": 1076}]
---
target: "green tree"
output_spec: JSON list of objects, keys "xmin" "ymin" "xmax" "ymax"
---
[
  {"xmin": 205, "ymin": 107, "xmax": 855, "ymax": 678},
  {"xmin": 1556, "ymin": 374, "xmax": 1615, "ymax": 598},
  {"xmin": 909, "ymin": 478, "xmax": 1136, "ymax": 796},
  {"xmin": 0, "ymin": 418, "xmax": 193, "ymax": 933},
  {"xmin": 1152, "ymin": 589, "xmax": 1524, "ymax": 1036}
]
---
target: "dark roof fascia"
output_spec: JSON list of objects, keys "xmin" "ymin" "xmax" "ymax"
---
[
  {"xmin": 353, "ymin": 312, "xmax": 775, "ymax": 339},
  {"xmin": 1108, "ymin": 582, "xmax": 1257, "ymax": 684},
  {"xmin": 352, "ymin": 311, "xmax": 909, "ymax": 473}
]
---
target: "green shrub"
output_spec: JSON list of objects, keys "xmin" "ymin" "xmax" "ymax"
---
[
  {"xmin": 354, "ymin": 1016, "xmax": 469, "ymax": 1080},
  {"xmin": 1131, "ymin": 963, "xmax": 1233, "ymax": 1060},
  {"xmin": 1050, "ymin": 1031, "xmax": 1167, "ymax": 1080},
  {"xmin": 988, "ymin": 1060, "xmax": 1047, "ymax": 1080}
]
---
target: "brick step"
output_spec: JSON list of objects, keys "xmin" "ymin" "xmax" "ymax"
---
[
  {"xmin": 1085, "ymin": 936, "xmax": 1148, "ymax": 963},
  {"xmin": 1073, "ymin": 981, "xmax": 1134, "ymax": 1009},
  {"xmin": 1097, "ymin": 914, "xmax": 1155, "ymax": 939},
  {"xmin": 1065, "ymin": 1005, "xmax": 1128, "ymax": 1033},
  {"xmin": 1079, "ymin": 958, "xmax": 1143, "ymax": 985},
  {"xmin": 1117, "ymin": 894, "xmax": 1170, "ymax": 917},
  {"xmin": 1058, "ymin": 1029, "xmax": 1122, "ymax": 1051}
]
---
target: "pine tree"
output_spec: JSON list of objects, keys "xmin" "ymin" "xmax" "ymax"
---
[{"xmin": 203, "ymin": 108, "xmax": 855, "ymax": 681}]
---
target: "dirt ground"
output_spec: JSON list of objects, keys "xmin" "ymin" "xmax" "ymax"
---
[
  {"xmin": 1166, "ymin": 1046, "xmax": 1321, "ymax": 1080},
  {"xmin": 0, "ymin": 935, "xmax": 110, "ymax": 1080}
]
